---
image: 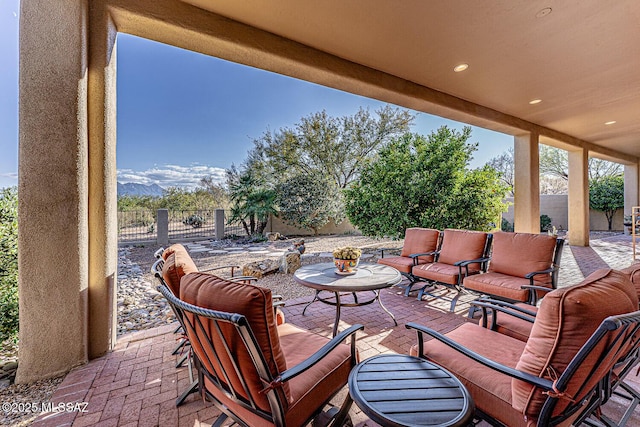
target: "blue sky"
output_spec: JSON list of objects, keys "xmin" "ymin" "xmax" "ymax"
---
[{"xmin": 0, "ymin": 0, "xmax": 513, "ymax": 190}]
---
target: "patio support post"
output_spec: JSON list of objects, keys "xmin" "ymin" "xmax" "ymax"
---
[
  {"xmin": 215, "ymin": 209, "xmax": 225, "ymax": 240},
  {"xmin": 568, "ymin": 149, "xmax": 589, "ymax": 246},
  {"xmin": 87, "ymin": 1, "xmax": 118, "ymax": 359},
  {"xmin": 624, "ymin": 164, "xmax": 639, "ymax": 235},
  {"xmin": 513, "ymin": 132, "xmax": 540, "ymax": 234},
  {"xmin": 17, "ymin": 0, "xmax": 90, "ymax": 382},
  {"xmin": 157, "ymin": 209, "xmax": 169, "ymax": 245}
]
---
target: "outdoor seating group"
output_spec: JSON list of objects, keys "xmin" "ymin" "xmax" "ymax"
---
[
  {"xmin": 149, "ymin": 239, "xmax": 640, "ymax": 426},
  {"xmin": 378, "ymin": 228, "xmax": 565, "ymax": 314}
]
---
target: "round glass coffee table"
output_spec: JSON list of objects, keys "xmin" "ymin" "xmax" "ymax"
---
[{"xmin": 294, "ymin": 262, "xmax": 401, "ymax": 336}]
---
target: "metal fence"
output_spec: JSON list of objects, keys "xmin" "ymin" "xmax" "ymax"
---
[
  {"xmin": 118, "ymin": 210, "xmax": 157, "ymax": 243},
  {"xmin": 167, "ymin": 209, "xmax": 216, "ymax": 240},
  {"xmin": 117, "ymin": 209, "xmax": 246, "ymax": 244}
]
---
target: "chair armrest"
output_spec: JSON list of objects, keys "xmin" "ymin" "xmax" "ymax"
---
[
  {"xmin": 455, "ymin": 257, "xmax": 490, "ymax": 267},
  {"xmin": 405, "ymin": 322, "xmax": 553, "ymax": 390},
  {"xmin": 201, "ymin": 264, "xmax": 242, "ymax": 277},
  {"xmin": 410, "ymin": 251, "xmax": 439, "ymax": 258},
  {"xmin": 227, "ymin": 276, "xmax": 258, "ymax": 283},
  {"xmin": 377, "ymin": 247, "xmax": 401, "ymax": 258},
  {"xmin": 521, "ymin": 283, "xmax": 554, "ymax": 305},
  {"xmin": 474, "ymin": 298, "xmax": 538, "ymax": 317},
  {"xmin": 277, "ymin": 324, "xmax": 364, "ymax": 384},
  {"xmin": 470, "ymin": 299, "xmax": 536, "ymax": 330},
  {"xmin": 524, "ymin": 266, "xmax": 556, "ymax": 280},
  {"xmin": 154, "ymin": 247, "xmax": 165, "ymax": 259},
  {"xmin": 409, "ymin": 251, "xmax": 439, "ymax": 265}
]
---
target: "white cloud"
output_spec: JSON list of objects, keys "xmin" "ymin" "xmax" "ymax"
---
[{"xmin": 117, "ymin": 164, "xmax": 226, "ymax": 190}]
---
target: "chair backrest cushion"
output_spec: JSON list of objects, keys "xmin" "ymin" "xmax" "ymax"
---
[
  {"xmin": 619, "ymin": 263, "xmax": 640, "ymax": 302},
  {"xmin": 489, "ymin": 232, "xmax": 557, "ymax": 284},
  {"xmin": 401, "ymin": 228, "xmax": 440, "ymax": 263},
  {"xmin": 437, "ymin": 229, "xmax": 488, "ymax": 266},
  {"xmin": 161, "ymin": 243, "xmax": 186, "ymax": 260},
  {"xmin": 161, "ymin": 244, "xmax": 198, "ymax": 296},
  {"xmin": 180, "ymin": 272, "xmax": 289, "ymax": 412},
  {"xmin": 512, "ymin": 269, "xmax": 638, "ymax": 418}
]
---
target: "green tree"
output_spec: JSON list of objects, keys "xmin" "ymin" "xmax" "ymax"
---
[
  {"xmin": 486, "ymin": 147, "xmax": 514, "ymax": 196},
  {"xmin": 277, "ymin": 173, "xmax": 344, "ymax": 235},
  {"xmin": 539, "ymin": 145, "xmax": 623, "ymax": 181},
  {"xmin": 589, "ymin": 175, "xmax": 624, "ymax": 231},
  {"xmin": 345, "ymin": 127, "xmax": 508, "ymax": 237},
  {"xmin": 0, "ymin": 187, "xmax": 19, "ymax": 342},
  {"xmin": 226, "ymin": 166, "xmax": 277, "ymax": 236},
  {"xmin": 250, "ymin": 105, "xmax": 414, "ymax": 189}
]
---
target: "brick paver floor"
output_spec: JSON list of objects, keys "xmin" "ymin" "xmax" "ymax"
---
[{"xmin": 32, "ymin": 233, "xmax": 640, "ymax": 426}]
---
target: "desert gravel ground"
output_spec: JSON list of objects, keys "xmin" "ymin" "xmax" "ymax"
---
[{"xmin": 128, "ymin": 233, "xmax": 402, "ymax": 301}]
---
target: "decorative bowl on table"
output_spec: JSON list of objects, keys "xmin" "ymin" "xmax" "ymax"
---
[{"xmin": 333, "ymin": 247, "xmax": 362, "ymax": 275}]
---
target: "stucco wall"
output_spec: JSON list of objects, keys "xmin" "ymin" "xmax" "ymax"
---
[{"xmin": 503, "ymin": 195, "xmax": 623, "ymax": 231}]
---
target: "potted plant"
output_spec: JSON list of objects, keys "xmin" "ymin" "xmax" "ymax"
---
[{"xmin": 333, "ymin": 246, "xmax": 362, "ymax": 274}]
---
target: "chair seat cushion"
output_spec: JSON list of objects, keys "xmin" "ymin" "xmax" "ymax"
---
[
  {"xmin": 203, "ymin": 323, "xmax": 353, "ymax": 427},
  {"xmin": 411, "ymin": 323, "xmax": 529, "ymax": 427},
  {"xmin": 377, "ymin": 256, "xmax": 415, "ymax": 273},
  {"xmin": 464, "ymin": 272, "xmax": 550, "ymax": 302},
  {"xmin": 413, "ymin": 262, "xmax": 479, "ymax": 285},
  {"xmin": 278, "ymin": 323, "xmax": 353, "ymax": 427}
]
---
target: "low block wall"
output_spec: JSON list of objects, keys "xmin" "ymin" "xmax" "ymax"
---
[{"xmin": 502, "ymin": 195, "xmax": 623, "ymax": 231}]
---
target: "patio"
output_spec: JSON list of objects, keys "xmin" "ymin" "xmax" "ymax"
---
[{"xmin": 29, "ymin": 233, "xmax": 640, "ymax": 426}]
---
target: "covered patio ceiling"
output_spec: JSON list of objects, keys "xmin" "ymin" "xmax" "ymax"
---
[{"xmin": 180, "ymin": 0, "xmax": 640, "ymax": 162}]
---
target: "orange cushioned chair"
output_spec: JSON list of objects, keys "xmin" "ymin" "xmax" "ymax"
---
[
  {"xmin": 475, "ymin": 266, "xmax": 640, "ymax": 427},
  {"xmin": 158, "ymin": 272, "xmax": 363, "ymax": 427},
  {"xmin": 463, "ymin": 232, "xmax": 564, "ymax": 316},
  {"xmin": 412, "ymin": 229, "xmax": 491, "ymax": 311},
  {"xmin": 407, "ymin": 269, "xmax": 640, "ymax": 427},
  {"xmin": 377, "ymin": 227, "xmax": 441, "ymax": 296},
  {"xmin": 151, "ymin": 244, "xmax": 285, "ymax": 406}
]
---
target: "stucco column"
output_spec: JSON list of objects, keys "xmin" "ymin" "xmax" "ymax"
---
[
  {"xmin": 513, "ymin": 133, "xmax": 540, "ymax": 233},
  {"xmin": 567, "ymin": 149, "xmax": 589, "ymax": 246},
  {"xmin": 17, "ymin": 0, "xmax": 89, "ymax": 382},
  {"xmin": 88, "ymin": 2, "xmax": 118, "ymax": 358},
  {"xmin": 624, "ymin": 163, "xmax": 639, "ymax": 235}
]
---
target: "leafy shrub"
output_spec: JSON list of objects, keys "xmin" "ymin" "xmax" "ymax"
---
[
  {"xmin": 0, "ymin": 187, "xmax": 19, "ymax": 342},
  {"xmin": 183, "ymin": 214, "xmax": 204, "ymax": 228},
  {"xmin": 345, "ymin": 127, "xmax": 508, "ymax": 237},
  {"xmin": 501, "ymin": 218, "xmax": 514, "ymax": 232},
  {"xmin": 277, "ymin": 173, "xmax": 344, "ymax": 235},
  {"xmin": 540, "ymin": 214, "xmax": 553, "ymax": 232}
]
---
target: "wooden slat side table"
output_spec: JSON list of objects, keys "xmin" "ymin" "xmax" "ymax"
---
[{"xmin": 349, "ymin": 354, "xmax": 475, "ymax": 427}]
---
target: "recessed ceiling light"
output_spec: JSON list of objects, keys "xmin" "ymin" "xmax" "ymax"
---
[
  {"xmin": 536, "ymin": 7, "xmax": 552, "ymax": 18},
  {"xmin": 453, "ymin": 64, "xmax": 469, "ymax": 73},
  {"xmin": 605, "ymin": 121, "xmax": 616, "ymax": 125},
  {"xmin": 529, "ymin": 99, "xmax": 542, "ymax": 105}
]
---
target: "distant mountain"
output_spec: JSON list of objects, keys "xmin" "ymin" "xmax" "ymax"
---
[{"xmin": 117, "ymin": 182, "xmax": 165, "ymax": 197}]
